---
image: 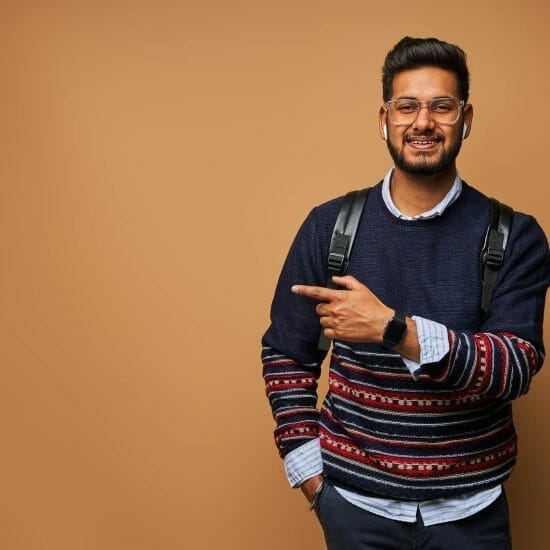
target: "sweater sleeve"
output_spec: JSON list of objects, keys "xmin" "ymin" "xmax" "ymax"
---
[
  {"xmin": 423, "ymin": 213, "xmax": 550, "ymax": 399},
  {"xmin": 262, "ymin": 206, "xmax": 335, "ymax": 458}
]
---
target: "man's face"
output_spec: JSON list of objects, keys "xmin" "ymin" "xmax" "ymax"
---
[{"xmin": 380, "ymin": 67, "xmax": 472, "ymax": 176}]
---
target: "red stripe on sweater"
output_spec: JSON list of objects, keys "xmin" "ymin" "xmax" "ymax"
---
[
  {"xmin": 320, "ymin": 432, "xmax": 517, "ymax": 478},
  {"xmin": 328, "ymin": 372, "xmax": 489, "ymax": 413}
]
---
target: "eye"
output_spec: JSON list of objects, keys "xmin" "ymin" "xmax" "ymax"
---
[
  {"xmin": 431, "ymin": 100, "xmax": 454, "ymax": 113},
  {"xmin": 395, "ymin": 101, "xmax": 418, "ymax": 113}
]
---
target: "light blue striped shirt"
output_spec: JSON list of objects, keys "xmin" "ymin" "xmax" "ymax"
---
[{"xmin": 284, "ymin": 168, "xmax": 501, "ymax": 525}]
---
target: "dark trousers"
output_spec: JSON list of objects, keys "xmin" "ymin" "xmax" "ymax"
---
[{"xmin": 314, "ymin": 482, "xmax": 512, "ymax": 550}]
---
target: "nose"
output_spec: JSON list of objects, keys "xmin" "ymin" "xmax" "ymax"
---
[{"xmin": 412, "ymin": 105, "xmax": 436, "ymax": 133}]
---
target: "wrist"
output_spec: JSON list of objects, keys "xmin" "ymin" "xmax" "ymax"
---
[
  {"xmin": 307, "ymin": 479, "xmax": 325, "ymax": 510},
  {"xmin": 299, "ymin": 474, "xmax": 324, "ymax": 503},
  {"xmin": 395, "ymin": 317, "xmax": 420, "ymax": 363}
]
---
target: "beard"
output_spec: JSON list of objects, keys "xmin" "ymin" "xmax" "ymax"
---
[{"xmin": 387, "ymin": 131, "xmax": 463, "ymax": 176}]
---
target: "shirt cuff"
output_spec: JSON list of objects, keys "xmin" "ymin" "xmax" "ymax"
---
[
  {"xmin": 402, "ymin": 316, "xmax": 450, "ymax": 379},
  {"xmin": 284, "ymin": 438, "xmax": 323, "ymax": 488}
]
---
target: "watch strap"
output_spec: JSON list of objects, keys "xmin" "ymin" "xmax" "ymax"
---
[{"xmin": 382, "ymin": 311, "xmax": 407, "ymax": 349}]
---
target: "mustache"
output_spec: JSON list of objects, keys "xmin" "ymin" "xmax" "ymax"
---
[{"xmin": 404, "ymin": 133, "xmax": 444, "ymax": 142}]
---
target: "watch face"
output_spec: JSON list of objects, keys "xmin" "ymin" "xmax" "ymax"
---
[{"xmin": 383, "ymin": 314, "xmax": 407, "ymax": 347}]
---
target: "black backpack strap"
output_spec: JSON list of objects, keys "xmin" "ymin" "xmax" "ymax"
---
[
  {"xmin": 480, "ymin": 198, "xmax": 514, "ymax": 315},
  {"xmin": 318, "ymin": 187, "xmax": 370, "ymax": 351}
]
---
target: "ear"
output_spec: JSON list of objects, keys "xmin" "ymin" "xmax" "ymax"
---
[
  {"xmin": 379, "ymin": 107, "xmax": 388, "ymax": 141},
  {"xmin": 462, "ymin": 103, "xmax": 473, "ymax": 139}
]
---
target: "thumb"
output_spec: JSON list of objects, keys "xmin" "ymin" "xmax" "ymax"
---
[{"xmin": 331, "ymin": 275, "xmax": 364, "ymax": 291}]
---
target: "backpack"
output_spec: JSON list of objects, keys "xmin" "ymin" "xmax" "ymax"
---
[{"xmin": 318, "ymin": 188, "xmax": 514, "ymax": 351}]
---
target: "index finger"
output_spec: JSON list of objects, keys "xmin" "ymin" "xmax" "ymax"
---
[{"xmin": 291, "ymin": 284, "xmax": 339, "ymax": 302}]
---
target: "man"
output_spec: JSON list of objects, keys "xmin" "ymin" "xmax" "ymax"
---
[{"xmin": 262, "ymin": 37, "xmax": 550, "ymax": 549}]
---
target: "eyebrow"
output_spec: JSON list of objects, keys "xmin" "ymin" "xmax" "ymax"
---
[{"xmin": 394, "ymin": 95, "xmax": 454, "ymax": 100}]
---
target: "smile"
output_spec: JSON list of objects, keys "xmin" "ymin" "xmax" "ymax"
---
[
  {"xmin": 407, "ymin": 140, "xmax": 440, "ymax": 151},
  {"xmin": 405, "ymin": 135, "xmax": 443, "ymax": 150}
]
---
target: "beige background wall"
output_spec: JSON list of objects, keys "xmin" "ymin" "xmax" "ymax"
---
[{"xmin": 0, "ymin": 1, "xmax": 548, "ymax": 548}]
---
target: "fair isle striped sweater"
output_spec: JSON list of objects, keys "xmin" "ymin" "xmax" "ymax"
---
[{"xmin": 262, "ymin": 182, "xmax": 549, "ymax": 500}]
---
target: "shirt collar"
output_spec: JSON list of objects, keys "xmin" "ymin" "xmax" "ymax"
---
[{"xmin": 381, "ymin": 168, "xmax": 463, "ymax": 220}]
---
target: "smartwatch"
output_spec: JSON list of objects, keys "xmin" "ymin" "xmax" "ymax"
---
[{"xmin": 382, "ymin": 311, "xmax": 407, "ymax": 349}]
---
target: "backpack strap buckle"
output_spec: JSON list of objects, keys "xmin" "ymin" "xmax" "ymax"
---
[
  {"xmin": 327, "ymin": 233, "xmax": 350, "ymax": 276},
  {"xmin": 483, "ymin": 230, "xmax": 505, "ymax": 269}
]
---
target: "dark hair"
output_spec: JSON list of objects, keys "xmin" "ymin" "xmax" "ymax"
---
[{"xmin": 382, "ymin": 37, "xmax": 470, "ymax": 102}]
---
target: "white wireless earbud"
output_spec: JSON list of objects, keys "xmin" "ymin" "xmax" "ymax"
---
[
  {"xmin": 383, "ymin": 123, "xmax": 388, "ymax": 140},
  {"xmin": 462, "ymin": 124, "xmax": 468, "ymax": 139}
]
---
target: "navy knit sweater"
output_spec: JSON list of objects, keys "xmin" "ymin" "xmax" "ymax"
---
[{"xmin": 262, "ymin": 182, "xmax": 549, "ymax": 500}]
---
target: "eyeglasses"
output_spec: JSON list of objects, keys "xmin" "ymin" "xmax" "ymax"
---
[{"xmin": 384, "ymin": 98, "xmax": 465, "ymax": 126}]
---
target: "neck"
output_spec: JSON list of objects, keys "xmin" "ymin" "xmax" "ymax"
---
[{"xmin": 390, "ymin": 164, "xmax": 457, "ymax": 217}]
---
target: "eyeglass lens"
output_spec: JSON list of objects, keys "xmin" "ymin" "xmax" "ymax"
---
[{"xmin": 388, "ymin": 99, "xmax": 461, "ymax": 125}]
